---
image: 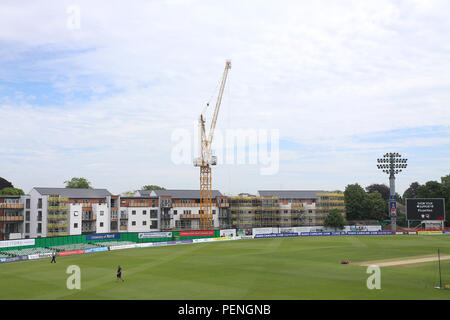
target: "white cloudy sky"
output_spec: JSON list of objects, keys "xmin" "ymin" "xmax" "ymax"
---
[{"xmin": 0, "ymin": 0, "xmax": 449, "ymax": 195}]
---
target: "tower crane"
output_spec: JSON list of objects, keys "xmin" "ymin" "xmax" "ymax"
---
[{"xmin": 194, "ymin": 60, "xmax": 231, "ymax": 230}]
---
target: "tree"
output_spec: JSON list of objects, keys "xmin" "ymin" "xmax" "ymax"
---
[
  {"xmin": 365, "ymin": 191, "xmax": 386, "ymax": 222},
  {"xmin": 344, "ymin": 184, "xmax": 366, "ymax": 220},
  {"xmin": 64, "ymin": 177, "xmax": 92, "ymax": 189},
  {"xmin": 403, "ymin": 182, "xmax": 420, "ymax": 200},
  {"xmin": 417, "ymin": 181, "xmax": 444, "ymax": 199},
  {"xmin": 0, "ymin": 177, "xmax": 13, "ymax": 190},
  {"xmin": 142, "ymin": 185, "xmax": 165, "ymax": 190},
  {"xmin": 365, "ymin": 184, "xmax": 390, "ymax": 201},
  {"xmin": 324, "ymin": 209, "xmax": 346, "ymax": 230},
  {"xmin": 121, "ymin": 190, "xmax": 137, "ymax": 196},
  {"xmin": 0, "ymin": 187, "xmax": 25, "ymax": 195}
]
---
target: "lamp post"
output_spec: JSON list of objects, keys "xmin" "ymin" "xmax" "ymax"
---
[{"xmin": 377, "ymin": 152, "xmax": 408, "ymax": 232}]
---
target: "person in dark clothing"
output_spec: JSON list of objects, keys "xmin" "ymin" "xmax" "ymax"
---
[
  {"xmin": 51, "ymin": 251, "xmax": 56, "ymax": 263},
  {"xmin": 117, "ymin": 265, "xmax": 124, "ymax": 282}
]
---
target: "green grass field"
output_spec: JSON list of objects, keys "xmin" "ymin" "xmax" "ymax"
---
[{"xmin": 1, "ymin": 235, "xmax": 450, "ymax": 299}]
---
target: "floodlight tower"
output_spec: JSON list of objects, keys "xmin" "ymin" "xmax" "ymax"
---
[{"xmin": 376, "ymin": 152, "xmax": 408, "ymax": 232}]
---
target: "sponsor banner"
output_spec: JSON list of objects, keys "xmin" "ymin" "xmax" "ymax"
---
[
  {"xmin": 418, "ymin": 231, "xmax": 443, "ymax": 235},
  {"xmin": 408, "ymin": 231, "xmax": 418, "ymax": 235},
  {"xmin": 0, "ymin": 238, "xmax": 35, "ymax": 249},
  {"xmin": 220, "ymin": 229, "xmax": 236, "ymax": 237},
  {"xmin": 239, "ymin": 235, "xmax": 253, "ymax": 240},
  {"xmin": 109, "ymin": 244, "xmax": 136, "ymax": 251},
  {"xmin": 84, "ymin": 247, "xmax": 108, "ymax": 254},
  {"xmin": 234, "ymin": 236, "xmax": 242, "ymax": 240},
  {"xmin": 237, "ymin": 229, "xmax": 253, "ymax": 237},
  {"xmin": 86, "ymin": 233, "xmax": 120, "ymax": 241},
  {"xmin": 347, "ymin": 231, "xmax": 393, "ymax": 235},
  {"xmin": 135, "ymin": 243, "xmax": 153, "ymax": 248},
  {"xmin": 28, "ymin": 252, "xmax": 53, "ymax": 260},
  {"xmin": 212, "ymin": 237, "xmax": 234, "ymax": 241},
  {"xmin": 192, "ymin": 238, "xmax": 214, "ymax": 243},
  {"xmin": 254, "ymin": 233, "xmax": 299, "ymax": 239},
  {"xmin": 179, "ymin": 231, "xmax": 214, "ymax": 237},
  {"xmin": 138, "ymin": 232, "xmax": 172, "ymax": 239},
  {"xmin": 253, "ymin": 227, "xmax": 279, "ymax": 235},
  {"xmin": 152, "ymin": 241, "xmax": 169, "ymax": 246},
  {"xmin": 177, "ymin": 240, "xmax": 194, "ymax": 244},
  {"xmin": 395, "ymin": 232, "xmax": 405, "ymax": 235},
  {"xmin": 59, "ymin": 250, "xmax": 85, "ymax": 256},
  {"xmin": 443, "ymin": 231, "xmax": 450, "ymax": 234},
  {"xmin": 301, "ymin": 232, "xmax": 346, "ymax": 236},
  {"xmin": 0, "ymin": 255, "xmax": 29, "ymax": 263}
]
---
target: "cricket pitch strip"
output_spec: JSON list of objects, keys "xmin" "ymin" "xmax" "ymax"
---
[{"xmin": 358, "ymin": 254, "xmax": 450, "ymax": 267}]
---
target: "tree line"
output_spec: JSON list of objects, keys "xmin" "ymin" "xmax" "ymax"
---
[{"xmin": 343, "ymin": 173, "xmax": 450, "ymax": 226}]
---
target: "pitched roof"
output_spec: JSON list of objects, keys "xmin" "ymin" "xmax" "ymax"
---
[
  {"xmin": 138, "ymin": 189, "xmax": 223, "ymax": 199},
  {"xmin": 33, "ymin": 187, "xmax": 112, "ymax": 198},
  {"xmin": 257, "ymin": 190, "xmax": 326, "ymax": 199}
]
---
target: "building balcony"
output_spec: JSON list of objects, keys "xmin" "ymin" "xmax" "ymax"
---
[
  {"xmin": 47, "ymin": 214, "xmax": 68, "ymax": 220},
  {"xmin": 0, "ymin": 216, "xmax": 24, "ymax": 222},
  {"xmin": 0, "ymin": 203, "xmax": 24, "ymax": 209},
  {"xmin": 172, "ymin": 203, "xmax": 200, "ymax": 207},
  {"xmin": 82, "ymin": 215, "xmax": 96, "ymax": 221},
  {"xmin": 161, "ymin": 213, "xmax": 173, "ymax": 219},
  {"xmin": 120, "ymin": 215, "xmax": 128, "ymax": 219},
  {"xmin": 47, "ymin": 231, "xmax": 68, "ymax": 237},
  {"xmin": 48, "ymin": 205, "xmax": 69, "ymax": 211},
  {"xmin": 180, "ymin": 214, "xmax": 201, "ymax": 219},
  {"xmin": 124, "ymin": 202, "xmax": 150, "ymax": 207}
]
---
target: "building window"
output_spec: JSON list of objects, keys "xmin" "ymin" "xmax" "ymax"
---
[
  {"xmin": 100, "ymin": 211, "xmax": 104, "ymax": 216},
  {"xmin": 121, "ymin": 200, "xmax": 125, "ymax": 204},
  {"xmin": 74, "ymin": 211, "xmax": 79, "ymax": 216},
  {"xmin": 150, "ymin": 210, "xmax": 157, "ymax": 218},
  {"xmin": 25, "ymin": 211, "xmax": 30, "ymax": 221},
  {"xmin": 173, "ymin": 210, "xmax": 177, "ymax": 215},
  {"xmin": 26, "ymin": 199, "xmax": 30, "ymax": 209},
  {"xmin": 150, "ymin": 220, "xmax": 158, "ymax": 229},
  {"xmin": 37, "ymin": 198, "xmax": 42, "ymax": 209},
  {"xmin": 212, "ymin": 210, "xmax": 216, "ymax": 215},
  {"xmin": 143, "ymin": 210, "xmax": 147, "ymax": 215},
  {"xmin": 99, "ymin": 199, "xmax": 103, "ymax": 204},
  {"xmin": 152, "ymin": 200, "xmax": 155, "ymax": 207},
  {"xmin": 132, "ymin": 221, "xmax": 136, "ymax": 226},
  {"xmin": 25, "ymin": 223, "xmax": 30, "ymax": 233},
  {"xmin": 83, "ymin": 199, "xmax": 89, "ymax": 204},
  {"xmin": 37, "ymin": 211, "xmax": 42, "ymax": 221},
  {"xmin": 100, "ymin": 222, "xmax": 104, "ymax": 227},
  {"xmin": 37, "ymin": 223, "xmax": 42, "ymax": 233},
  {"xmin": 132, "ymin": 210, "xmax": 136, "ymax": 215},
  {"xmin": 142, "ymin": 221, "xmax": 147, "ymax": 226},
  {"xmin": 74, "ymin": 223, "xmax": 78, "ymax": 228}
]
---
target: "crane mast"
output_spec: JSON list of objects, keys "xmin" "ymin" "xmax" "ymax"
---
[{"xmin": 194, "ymin": 60, "xmax": 231, "ymax": 230}]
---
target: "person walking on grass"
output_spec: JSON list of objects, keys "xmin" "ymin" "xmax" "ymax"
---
[
  {"xmin": 117, "ymin": 265, "xmax": 124, "ymax": 282},
  {"xmin": 51, "ymin": 251, "xmax": 56, "ymax": 263}
]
